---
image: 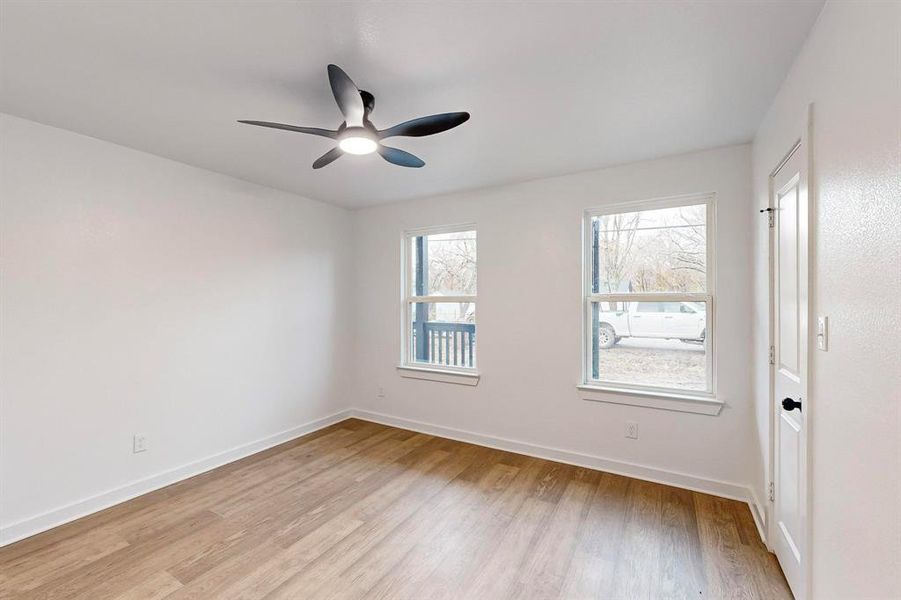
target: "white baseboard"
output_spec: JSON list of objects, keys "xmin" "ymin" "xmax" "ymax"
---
[
  {"xmin": 748, "ymin": 488, "xmax": 768, "ymax": 545},
  {"xmin": 0, "ymin": 409, "xmax": 353, "ymax": 547},
  {"xmin": 349, "ymin": 408, "xmax": 761, "ymax": 522}
]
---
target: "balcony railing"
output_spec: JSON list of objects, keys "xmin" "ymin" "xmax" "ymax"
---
[{"xmin": 412, "ymin": 321, "xmax": 475, "ymax": 368}]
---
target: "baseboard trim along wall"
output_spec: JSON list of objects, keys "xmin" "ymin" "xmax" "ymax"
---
[
  {"xmin": 0, "ymin": 409, "xmax": 354, "ymax": 547},
  {"xmin": 2, "ymin": 407, "xmax": 766, "ymax": 547},
  {"xmin": 349, "ymin": 408, "xmax": 766, "ymax": 544},
  {"xmin": 748, "ymin": 489, "xmax": 768, "ymax": 546}
]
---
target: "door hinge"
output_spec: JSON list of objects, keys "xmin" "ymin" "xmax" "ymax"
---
[
  {"xmin": 768, "ymin": 481, "xmax": 775, "ymax": 502},
  {"xmin": 769, "ymin": 346, "xmax": 775, "ymax": 365}
]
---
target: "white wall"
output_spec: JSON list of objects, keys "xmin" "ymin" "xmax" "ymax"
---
[
  {"xmin": 0, "ymin": 114, "xmax": 353, "ymax": 542},
  {"xmin": 751, "ymin": 2, "xmax": 901, "ymax": 597},
  {"xmin": 350, "ymin": 144, "xmax": 760, "ymax": 500}
]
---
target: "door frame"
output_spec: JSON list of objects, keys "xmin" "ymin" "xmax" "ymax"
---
[{"xmin": 766, "ymin": 103, "xmax": 814, "ymax": 598}]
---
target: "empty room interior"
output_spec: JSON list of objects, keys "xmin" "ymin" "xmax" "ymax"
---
[{"xmin": 1, "ymin": 1, "xmax": 899, "ymax": 598}]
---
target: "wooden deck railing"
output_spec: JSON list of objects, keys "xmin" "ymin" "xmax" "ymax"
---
[{"xmin": 412, "ymin": 321, "xmax": 475, "ymax": 368}]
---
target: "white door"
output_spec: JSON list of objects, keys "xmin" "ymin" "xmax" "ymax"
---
[{"xmin": 771, "ymin": 134, "xmax": 809, "ymax": 599}]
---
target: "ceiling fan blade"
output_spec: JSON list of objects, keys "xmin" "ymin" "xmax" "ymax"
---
[
  {"xmin": 237, "ymin": 120, "xmax": 337, "ymax": 139},
  {"xmin": 327, "ymin": 64, "xmax": 365, "ymax": 127},
  {"xmin": 312, "ymin": 147, "xmax": 343, "ymax": 169},
  {"xmin": 378, "ymin": 112, "xmax": 470, "ymax": 139},
  {"xmin": 377, "ymin": 145, "xmax": 425, "ymax": 168}
]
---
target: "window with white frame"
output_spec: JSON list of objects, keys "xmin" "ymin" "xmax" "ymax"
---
[
  {"xmin": 583, "ymin": 195, "xmax": 714, "ymax": 396},
  {"xmin": 402, "ymin": 225, "xmax": 477, "ymax": 371}
]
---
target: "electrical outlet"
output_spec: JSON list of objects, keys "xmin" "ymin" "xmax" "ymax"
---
[
  {"xmin": 133, "ymin": 434, "xmax": 148, "ymax": 453},
  {"xmin": 377, "ymin": 386, "xmax": 385, "ymax": 398},
  {"xmin": 625, "ymin": 422, "xmax": 638, "ymax": 440}
]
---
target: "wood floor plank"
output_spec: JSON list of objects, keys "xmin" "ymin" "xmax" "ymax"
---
[
  {"xmin": 208, "ymin": 425, "xmax": 399, "ymax": 518},
  {"xmin": 608, "ymin": 479, "xmax": 665, "ymax": 599},
  {"xmin": 461, "ymin": 461, "xmax": 578, "ymax": 599},
  {"xmin": 20, "ymin": 510, "xmax": 224, "ymax": 600},
  {"xmin": 510, "ymin": 467, "xmax": 601, "ymax": 599},
  {"xmin": 111, "ymin": 570, "xmax": 182, "ymax": 600},
  {"xmin": 168, "ymin": 429, "xmax": 431, "ymax": 586},
  {"xmin": 694, "ymin": 492, "xmax": 764, "ymax": 600},
  {"xmin": 179, "ymin": 441, "xmax": 473, "ymax": 600},
  {"xmin": 557, "ymin": 471, "xmax": 632, "ymax": 599},
  {"xmin": 157, "ymin": 541, "xmax": 286, "ymax": 600},
  {"xmin": 268, "ymin": 433, "xmax": 439, "ymax": 547},
  {"xmin": 0, "ymin": 528, "xmax": 130, "ymax": 596},
  {"xmin": 261, "ymin": 443, "xmax": 484, "ymax": 599},
  {"xmin": 333, "ymin": 457, "xmax": 522, "ymax": 599},
  {"xmin": 657, "ymin": 485, "xmax": 707, "ymax": 598},
  {"xmin": 369, "ymin": 454, "xmax": 544, "ymax": 600},
  {"xmin": 0, "ymin": 420, "xmax": 790, "ymax": 600},
  {"xmin": 464, "ymin": 496, "xmax": 557, "ymax": 598}
]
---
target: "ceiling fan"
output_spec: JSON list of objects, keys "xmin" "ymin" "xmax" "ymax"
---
[{"xmin": 238, "ymin": 64, "xmax": 470, "ymax": 169}]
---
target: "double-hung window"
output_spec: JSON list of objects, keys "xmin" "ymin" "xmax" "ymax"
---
[
  {"xmin": 583, "ymin": 195, "xmax": 714, "ymax": 397},
  {"xmin": 402, "ymin": 225, "xmax": 477, "ymax": 373}
]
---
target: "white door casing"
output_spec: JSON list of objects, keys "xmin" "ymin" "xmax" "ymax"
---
[{"xmin": 769, "ymin": 110, "xmax": 811, "ymax": 599}]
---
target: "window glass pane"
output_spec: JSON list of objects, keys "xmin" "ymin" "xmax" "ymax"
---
[
  {"xmin": 410, "ymin": 230, "xmax": 477, "ymax": 296},
  {"xmin": 590, "ymin": 300, "xmax": 708, "ymax": 391},
  {"xmin": 599, "ymin": 301, "xmax": 626, "ymax": 312},
  {"xmin": 409, "ymin": 302, "xmax": 476, "ymax": 368},
  {"xmin": 636, "ymin": 302, "xmax": 660, "ymax": 312},
  {"xmin": 591, "ymin": 203, "xmax": 706, "ymax": 293}
]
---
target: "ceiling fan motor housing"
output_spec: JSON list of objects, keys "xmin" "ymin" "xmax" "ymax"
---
[
  {"xmin": 359, "ymin": 90, "xmax": 375, "ymax": 115},
  {"xmin": 238, "ymin": 64, "xmax": 470, "ymax": 168}
]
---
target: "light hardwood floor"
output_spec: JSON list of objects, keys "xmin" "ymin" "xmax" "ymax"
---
[{"xmin": 0, "ymin": 419, "xmax": 791, "ymax": 599}]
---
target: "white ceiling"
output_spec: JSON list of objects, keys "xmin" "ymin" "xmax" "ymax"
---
[{"xmin": 0, "ymin": 1, "xmax": 823, "ymax": 209}]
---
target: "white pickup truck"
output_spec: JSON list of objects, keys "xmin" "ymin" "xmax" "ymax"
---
[{"xmin": 596, "ymin": 301, "xmax": 706, "ymax": 348}]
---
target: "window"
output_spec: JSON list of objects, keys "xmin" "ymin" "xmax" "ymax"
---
[
  {"xmin": 583, "ymin": 195, "xmax": 714, "ymax": 396},
  {"xmin": 402, "ymin": 225, "xmax": 477, "ymax": 373}
]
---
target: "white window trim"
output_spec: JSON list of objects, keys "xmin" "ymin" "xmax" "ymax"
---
[
  {"xmin": 580, "ymin": 193, "xmax": 719, "ymax": 410},
  {"xmin": 396, "ymin": 365, "xmax": 480, "ymax": 386},
  {"xmin": 399, "ymin": 223, "xmax": 479, "ymax": 382}
]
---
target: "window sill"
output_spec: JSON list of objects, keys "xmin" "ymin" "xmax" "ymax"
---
[
  {"xmin": 577, "ymin": 384, "xmax": 723, "ymax": 415},
  {"xmin": 397, "ymin": 365, "xmax": 480, "ymax": 386}
]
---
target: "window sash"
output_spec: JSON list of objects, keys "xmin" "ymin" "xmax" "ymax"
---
[
  {"xmin": 583, "ymin": 296, "xmax": 713, "ymax": 392},
  {"xmin": 404, "ymin": 295, "xmax": 476, "ymax": 304},
  {"xmin": 582, "ymin": 194, "xmax": 715, "ymax": 397},
  {"xmin": 585, "ymin": 193, "xmax": 714, "ymax": 296},
  {"xmin": 586, "ymin": 292, "xmax": 710, "ymax": 303},
  {"xmin": 403, "ymin": 300, "xmax": 478, "ymax": 371},
  {"xmin": 402, "ymin": 224, "xmax": 477, "ymax": 371}
]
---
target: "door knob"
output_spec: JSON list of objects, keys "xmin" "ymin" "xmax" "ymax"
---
[{"xmin": 782, "ymin": 397, "xmax": 802, "ymax": 412}]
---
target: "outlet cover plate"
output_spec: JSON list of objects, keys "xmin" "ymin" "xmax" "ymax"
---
[
  {"xmin": 625, "ymin": 422, "xmax": 638, "ymax": 439},
  {"xmin": 133, "ymin": 434, "xmax": 148, "ymax": 453}
]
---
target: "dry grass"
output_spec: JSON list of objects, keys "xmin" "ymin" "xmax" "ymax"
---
[{"xmin": 597, "ymin": 337, "xmax": 706, "ymax": 390}]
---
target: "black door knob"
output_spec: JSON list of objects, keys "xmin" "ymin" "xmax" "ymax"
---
[{"xmin": 782, "ymin": 397, "xmax": 802, "ymax": 412}]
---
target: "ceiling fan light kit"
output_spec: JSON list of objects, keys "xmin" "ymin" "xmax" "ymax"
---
[
  {"xmin": 338, "ymin": 128, "xmax": 378, "ymax": 155},
  {"xmin": 239, "ymin": 64, "xmax": 470, "ymax": 169}
]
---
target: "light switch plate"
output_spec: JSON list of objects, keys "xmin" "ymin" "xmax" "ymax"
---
[{"xmin": 816, "ymin": 316, "xmax": 828, "ymax": 351}]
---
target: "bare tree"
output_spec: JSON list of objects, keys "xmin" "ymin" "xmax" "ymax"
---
[
  {"xmin": 425, "ymin": 234, "xmax": 477, "ymax": 321},
  {"xmin": 597, "ymin": 205, "xmax": 705, "ymax": 294},
  {"xmin": 662, "ymin": 206, "xmax": 706, "ymax": 291},
  {"xmin": 598, "ymin": 213, "xmax": 641, "ymax": 292}
]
